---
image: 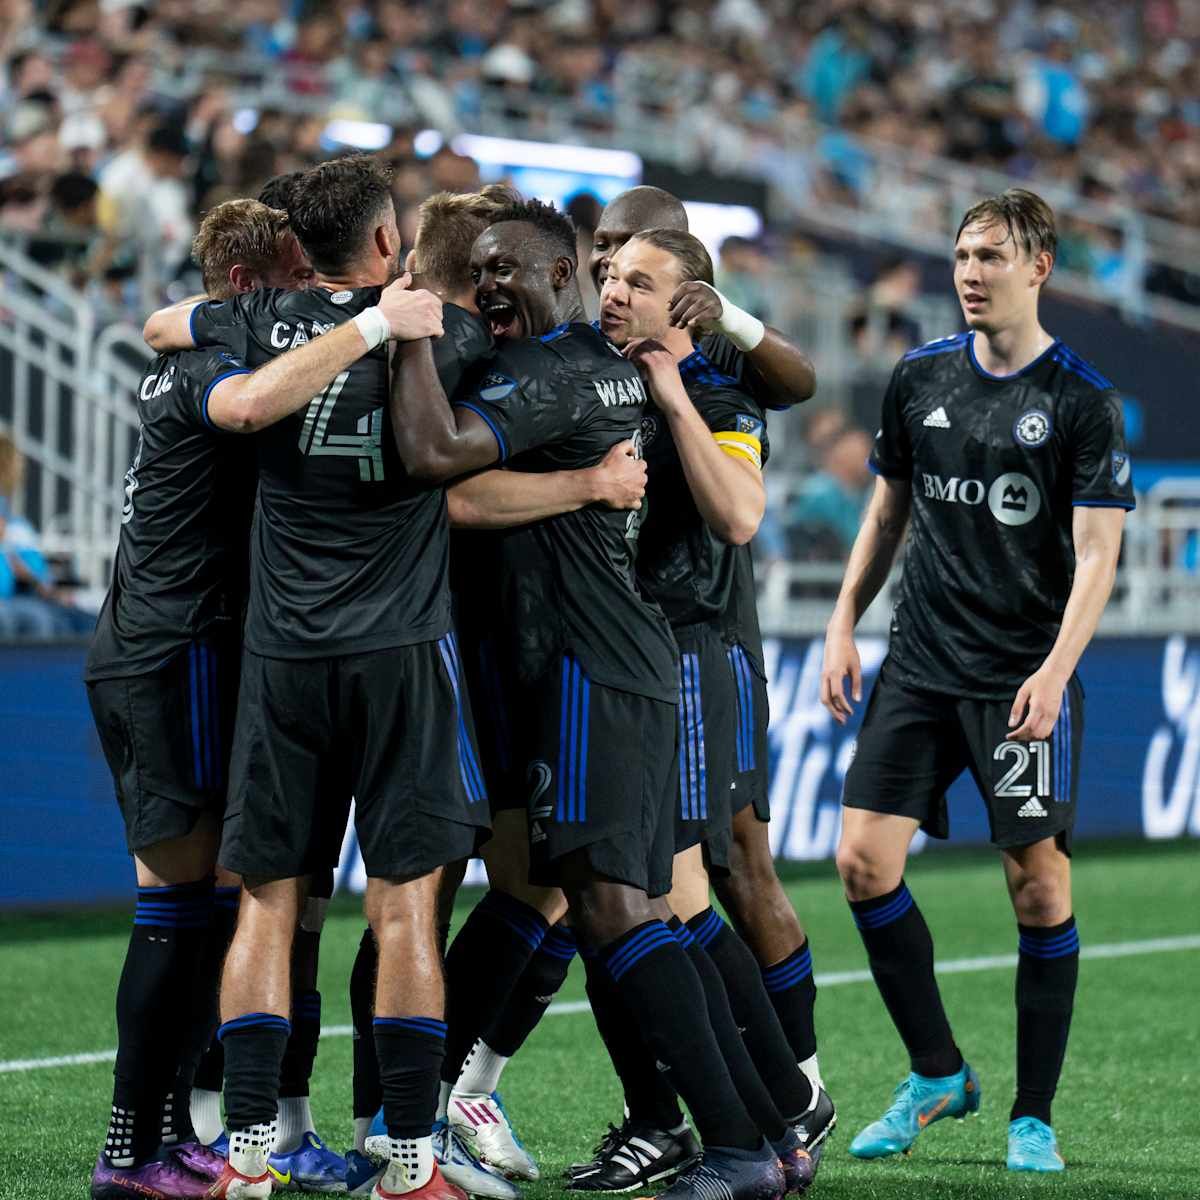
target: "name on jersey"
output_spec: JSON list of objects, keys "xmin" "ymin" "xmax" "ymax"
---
[
  {"xmin": 921, "ymin": 471, "xmax": 1041, "ymax": 526},
  {"xmin": 140, "ymin": 363, "xmax": 177, "ymax": 399},
  {"xmin": 270, "ymin": 319, "xmax": 335, "ymax": 350},
  {"xmin": 593, "ymin": 376, "xmax": 646, "ymax": 408}
]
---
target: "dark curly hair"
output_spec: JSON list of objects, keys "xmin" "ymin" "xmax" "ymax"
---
[
  {"xmin": 286, "ymin": 155, "xmax": 395, "ymax": 275},
  {"xmin": 487, "ymin": 197, "xmax": 577, "ymax": 264}
]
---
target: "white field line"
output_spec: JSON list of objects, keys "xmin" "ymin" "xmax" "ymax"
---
[{"xmin": 3, "ymin": 932, "xmax": 1197, "ymax": 1076}]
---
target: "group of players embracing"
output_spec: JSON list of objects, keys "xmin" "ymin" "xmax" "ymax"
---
[{"xmin": 85, "ymin": 152, "xmax": 1134, "ymax": 1200}]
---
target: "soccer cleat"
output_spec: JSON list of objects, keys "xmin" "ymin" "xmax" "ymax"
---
[
  {"xmin": 268, "ymin": 1130, "xmax": 349, "ymax": 1192},
  {"xmin": 791, "ymin": 1086, "xmax": 837, "ymax": 1166},
  {"xmin": 654, "ymin": 1145, "xmax": 785, "ymax": 1200},
  {"xmin": 433, "ymin": 1121, "xmax": 520, "ymax": 1199},
  {"xmin": 566, "ymin": 1120, "xmax": 702, "ymax": 1192},
  {"xmin": 201, "ymin": 1159, "xmax": 274, "ymax": 1198},
  {"xmin": 167, "ymin": 1140, "xmax": 227, "ymax": 1182},
  {"xmin": 371, "ymin": 1162, "xmax": 468, "ymax": 1200},
  {"xmin": 345, "ymin": 1150, "xmax": 382, "ymax": 1196},
  {"xmin": 207, "ymin": 1133, "xmax": 230, "ymax": 1158},
  {"xmin": 770, "ymin": 1130, "xmax": 814, "ymax": 1196},
  {"xmin": 447, "ymin": 1090, "xmax": 539, "ymax": 1180},
  {"xmin": 849, "ymin": 1063, "xmax": 981, "ymax": 1159},
  {"xmin": 1007, "ymin": 1117, "xmax": 1065, "ymax": 1173},
  {"xmin": 91, "ymin": 1155, "xmax": 215, "ymax": 1199}
]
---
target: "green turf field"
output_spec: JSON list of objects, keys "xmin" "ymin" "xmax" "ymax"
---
[{"xmin": 2, "ymin": 840, "xmax": 1197, "ymax": 1200}]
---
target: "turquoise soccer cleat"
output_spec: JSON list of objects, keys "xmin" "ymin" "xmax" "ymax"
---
[
  {"xmin": 849, "ymin": 1063, "xmax": 981, "ymax": 1159},
  {"xmin": 1007, "ymin": 1117, "xmax": 1064, "ymax": 1172}
]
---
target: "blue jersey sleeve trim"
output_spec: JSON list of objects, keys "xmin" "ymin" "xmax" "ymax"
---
[
  {"xmin": 1073, "ymin": 499, "xmax": 1136, "ymax": 510},
  {"xmin": 867, "ymin": 458, "xmax": 907, "ymax": 479},
  {"xmin": 454, "ymin": 401, "xmax": 508, "ymax": 462},
  {"xmin": 188, "ymin": 302, "xmax": 205, "ymax": 347},
  {"xmin": 201, "ymin": 368, "xmax": 251, "ymax": 429}
]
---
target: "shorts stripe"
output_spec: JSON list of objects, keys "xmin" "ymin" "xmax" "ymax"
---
[
  {"xmin": 198, "ymin": 643, "xmax": 213, "ymax": 792},
  {"xmin": 690, "ymin": 656, "xmax": 707, "ymax": 819},
  {"xmin": 1063, "ymin": 689, "xmax": 1072, "ymax": 803},
  {"xmin": 729, "ymin": 646, "xmax": 755, "ymax": 772},
  {"xmin": 438, "ymin": 635, "xmax": 486, "ymax": 805},
  {"xmin": 557, "ymin": 656, "xmax": 589, "ymax": 823},
  {"xmin": 188, "ymin": 644, "xmax": 203, "ymax": 790}
]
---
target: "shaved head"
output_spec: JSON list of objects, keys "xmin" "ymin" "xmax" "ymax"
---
[{"xmin": 589, "ymin": 186, "xmax": 689, "ymax": 293}]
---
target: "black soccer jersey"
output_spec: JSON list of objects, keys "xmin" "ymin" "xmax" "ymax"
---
[
  {"xmin": 188, "ymin": 286, "xmax": 451, "ymax": 659},
  {"xmin": 85, "ymin": 345, "xmax": 256, "ymax": 681},
  {"xmin": 871, "ymin": 332, "xmax": 1135, "ymax": 699},
  {"xmin": 454, "ymin": 321, "xmax": 678, "ymax": 702},
  {"xmin": 637, "ymin": 348, "xmax": 770, "ymax": 629},
  {"xmin": 700, "ymin": 332, "xmax": 793, "ymax": 412}
]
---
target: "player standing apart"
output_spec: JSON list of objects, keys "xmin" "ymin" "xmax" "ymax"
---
[{"xmin": 821, "ymin": 189, "xmax": 1134, "ymax": 1173}]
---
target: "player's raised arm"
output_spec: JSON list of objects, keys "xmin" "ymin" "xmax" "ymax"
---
[
  {"xmin": 627, "ymin": 338, "xmax": 764, "ymax": 545},
  {"xmin": 143, "ymin": 299, "xmax": 205, "ymax": 353},
  {"xmin": 820, "ymin": 474, "xmax": 912, "ymax": 724},
  {"xmin": 447, "ymin": 440, "xmax": 646, "ymax": 528},
  {"xmin": 668, "ymin": 280, "xmax": 816, "ymax": 406}
]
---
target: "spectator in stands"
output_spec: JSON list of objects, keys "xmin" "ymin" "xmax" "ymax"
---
[
  {"xmin": 787, "ymin": 427, "xmax": 873, "ymax": 561},
  {"xmin": 717, "ymin": 235, "xmax": 772, "ymax": 322}
]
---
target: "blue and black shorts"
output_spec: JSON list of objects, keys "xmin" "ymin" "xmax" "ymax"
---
[{"xmin": 727, "ymin": 641, "xmax": 770, "ymax": 822}]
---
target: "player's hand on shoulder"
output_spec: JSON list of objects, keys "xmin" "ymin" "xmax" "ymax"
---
[
  {"xmin": 378, "ymin": 272, "xmax": 444, "ymax": 342},
  {"xmin": 668, "ymin": 280, "xmax": 723, "ymax": 332},
  {"xmin": 1007, "ymin": 666, "xmax": 1067, "ymax": 742},
  {"xmin": 624, "ymin": 337, "xmax": 684, "ymax": 399},
  {"xmin": 589, "ymin": 439, "xmax": 647, "ymax": 511},
  {"xmin": 820, "ymin": 625, "xmax": 862, "ymax": 725}
]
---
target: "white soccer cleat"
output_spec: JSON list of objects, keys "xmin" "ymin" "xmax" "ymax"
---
[{"xmin": 447, "ymin": 1091, "xmax": 539, "ymax": 1181}]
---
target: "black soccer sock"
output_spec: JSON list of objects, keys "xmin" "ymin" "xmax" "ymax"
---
[
  {"xmin": 442, "ymin": 889, "xmax": 549, "ymax": 1084},
  {"xmin": 218, "ymin": 1013, "xmax": 291, "ymax": 1131},
  {"xmin": 351, "ymin": 928, "xmax": 382, "ymax": 1120},
  {"xmin": 106, "ymin": 881, "xmax": 213, "ymax": 1167},
  {"xmin": 761, "ymin": 939, "xmax": 818, "ymax": 1064},
  {"xmin": 1012, "ymin": 917, "xmax": 1079, "ymax": 1125},
  {"xmin": 278, "ymin": 990, "xmax": 321, "ymax": 1099},
  {"xmin": 374, "ymin": 1018, "xmax": 446, "ymax": 1139},
  {"xmin": 849, "ymin": 881, "xmax": 962, "ymax": 1078},
  {"xmin": 485, "ymin": 921, "xmax": 577, "ymax": 1058},
  {"xmin": 603, "ymin": 920, "xmax": 760, "ymax": 1151},
  {"xmin": 673, "ymin": 918, "xmax": 788, "ymax": 1143},
  {"xmin": 581, "ymin": 943, "xmax": 683, "ymax": 1130},
  {"xmin": 688, "ymin": 908, "xmax": 814, "ymax": 1121},
  {"xmin": 190, "ymin": 885, "xmax": 241, "ymax": 1097}
]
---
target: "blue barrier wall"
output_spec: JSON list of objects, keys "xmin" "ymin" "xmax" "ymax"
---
[{"xmin": 2, "ymin": 637, "xmax": 1197, "ymax": 907}]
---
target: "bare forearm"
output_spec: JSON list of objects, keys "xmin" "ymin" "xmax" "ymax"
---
[
  {"xmin": 1041, "ymin": 552, "xmax": 1118, "ymax": 682},
  {"xmin": 664, "ymin": 400, "xmax": 763, "ymax": 545},
  {"xmin": 448, "ymin": 469, "xmax": 595, "ymax": 529},
  {"xmin": 746, "ymin": 327, "xmax": 816, "ymax": 406},
  {"xmin": 143, "ymin": 299, "xmax": 204, "ymax": 352},
  {"xmin": 828, "ymin": 498, "xmax": 907, "ymax": 630}
]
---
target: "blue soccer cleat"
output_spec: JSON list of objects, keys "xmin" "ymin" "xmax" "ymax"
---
[
  {"xmin": 344, "ymin": 1150, "xmax": 381, "ymax": 1196},
  {"xmin": 849, "ymin": 1063, "xmax": 981, "ymax": 1159},
  {"xmin": 207, "ymin": 1131, "xmax": 230, "ymax": 1158},
  {"xmin": 267, "ymin": 1130, "xmax": 349, "ymax": 1192},
  {"xmin": 1007, "ymin": 1117, "xmax": 1064, "ymax": 1172},
  {"xmin": 657, "ymin": 1143, "xmax": 785, "ymax": 1200}
]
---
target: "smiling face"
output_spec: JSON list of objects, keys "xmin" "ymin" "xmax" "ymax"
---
[
  {"xmin": 953, "ymin": 220, "xmax": 1051, "ymax": 335},
  {"xmin": 598, "ymin": 240, "xmax": 682, "ymax": 347},
  {"xmin": 471, "ymin": 221, "xmax": 569, "ymax": 340},
  {"xmin": 589, "ymin": 188, "xmax": 688, "ymax": 295}
]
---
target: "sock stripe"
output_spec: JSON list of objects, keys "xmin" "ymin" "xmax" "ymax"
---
[
  {"xmin": 213, "ymin": 886, "xmax": 241, "ymax": 911},
  {"xmin": 481, "ymin": 893, "xmax": 550, "ymax": 950},
  {"xmin": 374, "ymin": 1016, "xmax": 448, "ymax": 1037},
  {"xmin": 672, "ymin": 922, "xmax": 696, "ymax": 949},
  {"xmin": 133, "ymin": 884, "xmax": 214, "ymax": 929},
  {"xmin": 540, "ymin": 926, "xmax": 578, "ymax": 960},
  {"xmin": 689, "ymin": 907, "xmax": 724, "ymax": 949},
  {"xmin": 218, "ymin": 1012, "xmax": 291, "ymax": 1040},
  {"xmin": 762, "ymin": 945, "xmax": 813, "ymax": 991},
  {"xmin": 605, "ymin": 922, "xmax": 676, "ymax": 981},
  {"xmin": 852, "ymin": 885, "xmax": 914, "ymax": 930},
  {"xmin": 1019, "ymin": 931, "xmax": 1080, "ymax": 959}
]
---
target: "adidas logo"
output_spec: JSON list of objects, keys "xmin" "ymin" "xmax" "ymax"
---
[
  {"xmin": 923, "ymin": 406, "xmax": 951, "ymax": 428},
  {"xmin": 1017, "ymin": 797, "xmax": 1048, "ymax": 818}
]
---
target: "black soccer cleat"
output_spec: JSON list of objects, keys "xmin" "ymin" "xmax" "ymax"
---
[
  {"xmin": 566, "ymin": 1119, "xmax": 702, "ymax": 1192},
  {"xmin": 792, "ymin": 1086, "xmax": 837, "ymax": 1167},
  {"xmin": 656, "ymin": 1144, "xmax": 785, "ymax": 1200}
]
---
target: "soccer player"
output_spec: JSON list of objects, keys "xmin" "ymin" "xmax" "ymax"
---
[
  {"xmin": 85, "ymin": 199, "xmax": 442, "ymax": 1200},
  {"xmin": 581, "ymin": 185, "xmax": 829, "ymax": 1160},
  {"xmin": 345, "ymin": 186, "xmax": 646, "ymax": 1198},
  {"xmin": 145, "ymin": 156, "xmax": 485, "ymax": 1200},
  {"xmin": 820, "ymin": 189, "xmax": 1133, "ymax": 1173},
  {"xmin": 391, "ymin": 198, "xmax": 786, "ymax": 1200},
  {"xmin": 561, "ymin": 227, "xmax": 834, "ymax": 1194}
]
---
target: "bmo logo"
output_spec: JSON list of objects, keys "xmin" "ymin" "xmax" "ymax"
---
[{"xmin": 921, "ymin": 471, "xmax": 1041, "ymax": 526}]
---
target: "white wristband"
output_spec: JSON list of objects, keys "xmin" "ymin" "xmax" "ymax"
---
[
  {"xmin": 701, "ymin": 282, "xmax": 765, "ymax": 352},
  {"xmin": 352, "ymin": 305, "xmax": 390, "ymax": 350}
]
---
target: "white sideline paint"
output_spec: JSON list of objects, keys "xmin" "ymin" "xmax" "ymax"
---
[{"xmin": 3, "ymin": 933, "xmax": 1198, "ymax": 1076}]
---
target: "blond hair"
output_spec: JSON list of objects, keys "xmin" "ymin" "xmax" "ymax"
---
[
  {"xmin": 191, "ymin": 199, "xmax": 292, "ymax": 299},
  {"xmin": 412, "ymin": 184, "xmax": 523, "ymax": 292}
]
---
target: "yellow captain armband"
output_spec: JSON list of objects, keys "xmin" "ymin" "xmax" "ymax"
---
[{"xmin": 713, "ymin": 430, "xmax": 763, "ymax": 469}]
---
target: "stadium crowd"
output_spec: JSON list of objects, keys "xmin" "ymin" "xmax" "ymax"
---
[{"xmin": 2, "ymin": 0, "xmax": 1198, "ymax": 316}]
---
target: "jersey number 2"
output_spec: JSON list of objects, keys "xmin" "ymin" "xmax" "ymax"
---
[
  {"xmin": 298, "ymin": 370, "xmax": 385, "ymax": 482},
  {"xmin": 993, "ymin": 740, "xmax": 1050, "ymax": 798}
]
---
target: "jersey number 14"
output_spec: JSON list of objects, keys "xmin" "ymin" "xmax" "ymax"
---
[{"xmin": 298, "ymin": 370, "xmax": 385, "ymax": 482}]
